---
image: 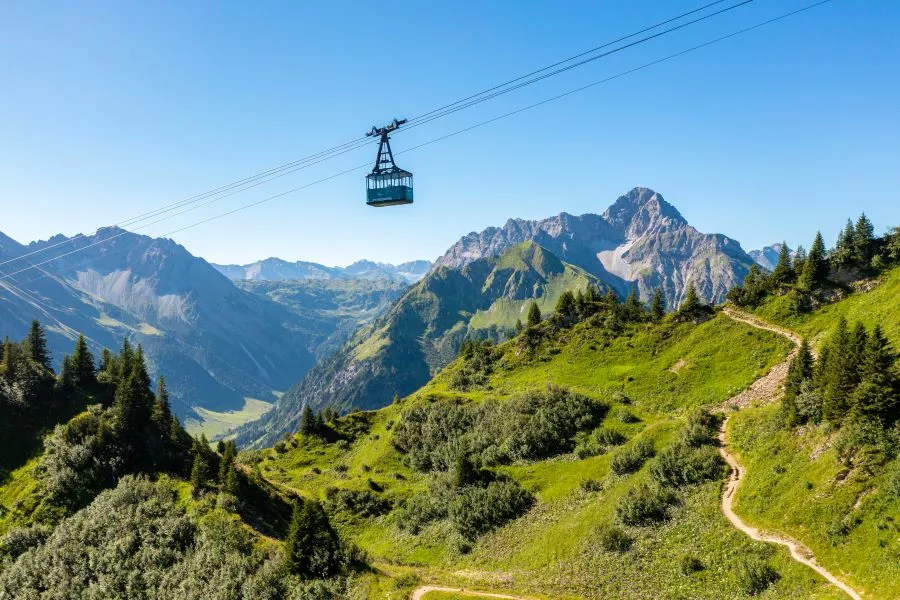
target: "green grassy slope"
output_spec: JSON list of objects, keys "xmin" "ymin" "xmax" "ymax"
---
[
  {"xmin": 727, "ymin": 266, "xmax": 900, "ymax": 599},
  {"xmin": 252, "ymin": 313, "xmax": 847, "ymax": 599}
]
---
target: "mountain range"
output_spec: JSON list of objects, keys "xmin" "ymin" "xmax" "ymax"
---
[
  {"xmin": 235, "ymin": 186, "xmax": 758, "ymax": 446},
  {"xmin": 748, "ymin": 243, "xmax": 795, "ymax": 271},
  {"xmin": 0, "ymin": 228, "xmax": 411, "ymax": 435},
  {"xmin": 213, "ymin": 257, "xmax": 431, "ymax": 283}
]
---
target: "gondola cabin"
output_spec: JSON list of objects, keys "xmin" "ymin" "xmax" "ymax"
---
[{"xmin": 365, "ymin": 118, "xmax": 414, "ymax": 207}]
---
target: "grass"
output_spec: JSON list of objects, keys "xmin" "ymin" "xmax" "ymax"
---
[
  {"xmin": 184, "ymin": 397, "xmax": 274, "ymax": 437},
  {"xmin": 256, "ymin": 312, "xmax": 850, "ymax": 597},
  {"xmin": 0, "ymin": 458, "xmax": 41, "ymax": 535},
  {"xmin": 729, "ymin": 403, "xmax": 900, "ymax": 599}
]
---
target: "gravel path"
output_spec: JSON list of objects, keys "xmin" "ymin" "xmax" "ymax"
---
[{"xmin": 719, "ymin": 308, "xmax": 862, "ymax": 600}]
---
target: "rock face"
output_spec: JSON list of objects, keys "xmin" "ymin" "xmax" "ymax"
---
[
  {"xmin": 434, "ymin": 187, "xmax": 754, "ymax": 308},
  {"xmin": 749, "ymin": 243, "xmax": 794, "ymax": 272},
  {"xmin": 234, "ymin": 242, "xmax": 602, "ymax": 447},
  {"xmin": 213, "ymin": 258, "xmax": 431, "ymax": 283}
]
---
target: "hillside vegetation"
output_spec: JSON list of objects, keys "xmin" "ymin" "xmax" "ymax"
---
[{"xmin": 248, "ymin": 290, "xmax": 856, "ymax": 598}]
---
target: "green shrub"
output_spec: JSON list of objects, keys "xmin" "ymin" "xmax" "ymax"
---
[
  {"xmin": 650, "ymin": 443, "xmax": 725, "ymax": 488},
  {"xmin": 575, "ymin": 427, "xmax": 626, "ymax": 458},
  {"xmin": 393, "ymin": 386, "xmax": 607, "ymax": 471},
  {"xmin": 618, "ymin": 409, "xmax": 640, "ymax": 424},
  {"xmin": 324, "ymin": 488, "xmax": 392, "ymax": 517},
  {"xmin": 610, "ymin": 439, "xmax": 655, "ymax": 475},
  {"xmin": 596, "ymin": 522, "xmax": 632, "ymax": 552},
  {"xmin": 680, "ymin": 554, "xmax": 704, "ymax": 575},
  {"xmin": 615, "ymin": 483, "xmax": 676, "ymax": 526},
  {"xmin": 737, "ymin": 556, "xmax": 780, "ymax": 595},
  {"xmin": 580, "ymin": 478, "xmax": 606, "ymax": 493},
  {"xmin": 448, "ymin": 477, "xmax": 534, "ymax": 542}
]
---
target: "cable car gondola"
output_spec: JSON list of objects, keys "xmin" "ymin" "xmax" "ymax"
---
[{"xmin": 365, "ymin": 118, "xmax": 413, "ymax": 207}]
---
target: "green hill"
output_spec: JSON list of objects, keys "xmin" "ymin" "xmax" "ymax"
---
[{"xmin": 236, "ymin": 242, "xmax": 606, "ymax": 448}]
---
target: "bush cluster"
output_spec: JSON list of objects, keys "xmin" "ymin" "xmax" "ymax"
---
[{"xmin": 609, "ymin": 439, "xmax": 655, "ymax": 475}]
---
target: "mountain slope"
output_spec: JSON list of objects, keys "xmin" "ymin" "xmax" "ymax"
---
[
  {"xmin": 213, "ymin": 257, "xmax": 431, "ymax": 283},
  {"xmin": 749, "ymin": 243, "xmax": 794, "ymax": 271},
  {"xmin": 1, "ymin": 228, "xmax": 317, "ymax": 423},
  {"xmin": 235, "ymin": 242, "xmax": 603, "ymax": 447},
  {"xmin": 435, "ymin": 187, "xmax": 754, "ymax": 307}
]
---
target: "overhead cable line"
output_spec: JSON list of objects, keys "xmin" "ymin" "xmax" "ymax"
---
[
  {"xmin": 0, "ymin": 0, "xmax": 748, "ymax": 271},
  {"xmin": 0, "ymin": 0, "xmax": 834, "ymax": 287}
]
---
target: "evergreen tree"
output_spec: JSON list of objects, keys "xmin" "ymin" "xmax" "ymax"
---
[
  {"xmin": 832, "ymin": 219, "xmax": 855, "ymax": 269},
  {"xmin": 585, "ymin": 284, "xmax": 600, "ymax": 304},
  {"xmin": 793, "ymin": 245, "xmax": 807, "ymax": 277},
  {"xmin": 821, "ymin": 317, "xmax": 856, "ymax": 423},
  {"xmin": 783, "ymin": 338, "xmax": 814, "ymax": 426},
  {"xmin": 59, "ymin": 355, "xmax": 76, "ymax": 389},
  {"xmin": 1, "ymin": 338, "xmax": 19, "ymax": 381},
  {"xmin": 527, "ymin": 302, "xmax": 541, "ymax": 328},
  {"xmin": 852, "ymin": 213, "xmax": 875, "ymax": 267},
  {"xmin": 800, "ymin": 232, "xmax": 827, "ymax": 288},
  {"xmin": 285, "ymin": 499, "xmax": 341, "ymax": 578},
  {"xmin": 677, "ymin": 283, "xmax": 702, "ymax": 317},
  {"xmin": 114, "ymin": 357, "xmax": 154, "ymax": 434},
  {"xmin": 514, "ymin": 319, "xmax": 523, "ymax": 334},
  {"xmin": 299, "ymin": 405, "xmax": 316, "ymax": 435},
  {"xmin": 117, "ymin": 339, "xmax": 134, "ymax": 382},
  {"xmin": 218, "ymin": 440, "xmax": 237, "ymax": 486},
  {"xmin": 23, "ymin": 320, "xmax": 51, "ymax": 371},
  {"xmin": 771, "ymin": 242, "xmax": 793, "ymax": 285},
  {"xmin": 314, "ymin": 410, "xmax": 325, "ymax": 432},
  {"xmin": 851, "ymin": 325, "xmax": 897, "ymax": 421},
  {"xmin": 624, "ymin": 287, "xmax": 645, "ymax": 322},
  {"xmin": 189, "ymin": 438, "xmax": 213, "ymax": 497},
  {"xmin": 152, "ymin": 376, "xmax": 173, "ymax": 427},
  {"xmin": 649, "ymin": 288, "xmax": 665, "ymax": 321},
  {"xmin": 70, "ymin": 334, "xmax": 95, "ymax": 388},
  {"xmin": 555, "ymin": 290, "xmax": 575, "ymax": 320}
]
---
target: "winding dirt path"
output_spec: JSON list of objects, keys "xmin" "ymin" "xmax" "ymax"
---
[
  {"xmin": 719, "ymin": 308, "xmax": 862, "ymax": 600},
  {"xmin": 410, "ymin": 586, "xmax": 530, "ymax": 600}
]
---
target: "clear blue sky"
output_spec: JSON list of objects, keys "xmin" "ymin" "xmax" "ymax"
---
[{"xmin": 1, "ymin": 0, "xmax": 898, "ymax": 266}]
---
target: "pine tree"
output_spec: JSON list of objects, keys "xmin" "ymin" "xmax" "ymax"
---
[
  {"xmin": 555, "ymin": 291, "xmax": 575, "ymax": 320},
  {"xmin": 152, "ymin": 376, "xmax": 173, "ymax": 427},
  {"xmin": 514, "ymin": 319, "xmax": 523, "ymax": 334},
  {"xmin": 852, "ymin": 213, "xmax": 875, "ymax": 268},
  {"xmin": 527, "ymin": 302, "xmax": 541, "ymax": 328},
  {"xmin": 793, "ymin": 245, "xmax": 807, "ymax": 277},
  {"xmin": 832, "ymin": 219, "xmax": 855, "ymax": 269},
  {"xmin": 299, "ymin": 404, "xmax": 316, "ymax": 435},
  {"xmin": 59, "ymin": 355, "xmax": 76, "ymax": 389},
  {"xmin": 624, "ymin": 287, "xmax": 645, "ymax": 322},
  {"xmin": 677, "ymin": 283, "xmax": 702, "ymax": 318},
  {"xmin": 649, "ymin": 288, "xmax": 665, "ymax": 321},
  {"xmin": 821, "ymin": 317, "xmax": 856, "ymax": 424},
  {"xmin": 218, "ymin": 440, "xmax": 237, "ymax": 486},
  {"xmin": 783, "ymin": 338, "xmax": 814, "ymax": 426},
  {"xmin": 800, "ymin": 232, "xmax": 827, "ymax": 289},
  {"xmin": 190, "ymin": 439, "xmax": 213, "ymax": 497},
  {"xmin": 117, "ymin": 339, "xmax": 134, "ymax": 382},
  {"xmin": 851, "ymin": 325, "xmax": 897, "ymax": 421},
  {"xmin": 1, "ymin": 338, "xmax": 19, "ymax": 381},
  {"xmin": 314, "ymin": 410, "xmax": 325, "ymax": 432},
  {"xmin": 70, "ymin": 334, "xmax": 95, "ymax": 388},
  {"xmin": 23, "ymin": 320, "xmax": 51, "ymax": 371},
  {"xmin": 285, "ymin": 499, "xmax": 341, "ymax": 577},
  {"xmin": 771, "ymin": 242, "xmax": 793, "ymax": 285}
]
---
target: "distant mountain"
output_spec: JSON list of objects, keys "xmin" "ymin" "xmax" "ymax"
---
[
  {"xmin": 749, "ymin": 243, "xmax": 794, "ymax": 271},
  {"xmin": 1, "ymin": 227, "xmax": 322, "ymax": 427},
  {"xmin": 435, "ymin": 187, "xmax": 754, "ymax": 307},
  {"xmin": 235, "ymin": 241, "xmax": 604, "ymax": 447},
  {"xmin": 213, "ymin": 257, "xmax": 431, "ymax": 283}
]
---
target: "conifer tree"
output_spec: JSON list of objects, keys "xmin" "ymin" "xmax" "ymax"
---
[
  {"xmin": 771, "ymin": 242, "xmax": 793, "ymax": 284},
  {"xmin": 285, "ymin": 499, "xmax": 341, "ymax": 577},
  {"xmin": 650, "ymin": 288, "xmax": 665, "ymax": 321},
  {"xmin": 821, "ymin": 317, "xmax": 856, "ymax": 423},
  {"xmin": 117, "ymin": 339, "xmax": 134, "ymax": 382},
  {"xmin": 800, "ymin": 232, "xmax": 827, "ymax": 288},
  {"xmin": 23, "ymin": 320, "xmax": 51, "ymax": 371},
  {"xmin": 793, "ymin": 245, "xmax": 807, "ymax": 276},
  {"xmin": 852, "ymin": 213, "xmax": 875, "ymax": 267},
  {"xmin": 624, "ymin": 287, "xmax": 645, "ymax": 322},
  {"xmin": 299, "ymin": 405, "xmax": 316, "ymax": 435},
  {"xmin": 514, "ymin": 319, "xmax": 523, "ymax": 334},
  {"xmin": 71, "ymin": 334, "xmax": 95, "ymax": 388},
  {"xmin": 190, "ymin": 438, "xmax": 213, "ymax": 497},
  {"xmin": 1, "ymin": 338, "xmax": 18, "ymax": 381},
  {"xmin": 555, "ymin": 291, "xmax": 575, "ymax": 320},
  {"xmin": 832, "ymin": 219, "xmax": 855, "ymax": 268},
  {"xmin": 677, "ymin": 283, "xmax": 702, "ymax": 317},
  {"xmin": 152, "ymin": 376, "xmax": 173, "ymax": 427},
  {"xmin": 783, "ymin": 338, "xmax": 814, "ymax": 426},
  {"xmin": 59, "ymin": 355, "xmax": 75, "ymax": 389},
  {"xmin": 527, "ymin": 302, "xmax": 541, "ymax": 328},
  {"xmin": 851, "ymin": 325, "xmax": 897, "ymax": 421},
  {"xmin": 218, "ymin": 440, "xmax": 237, "ymax": 486}
]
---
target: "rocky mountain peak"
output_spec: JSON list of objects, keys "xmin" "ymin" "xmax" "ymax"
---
[{"xmin": 602, "ymin": 187, "xmax": 687, "ymax": 238}]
